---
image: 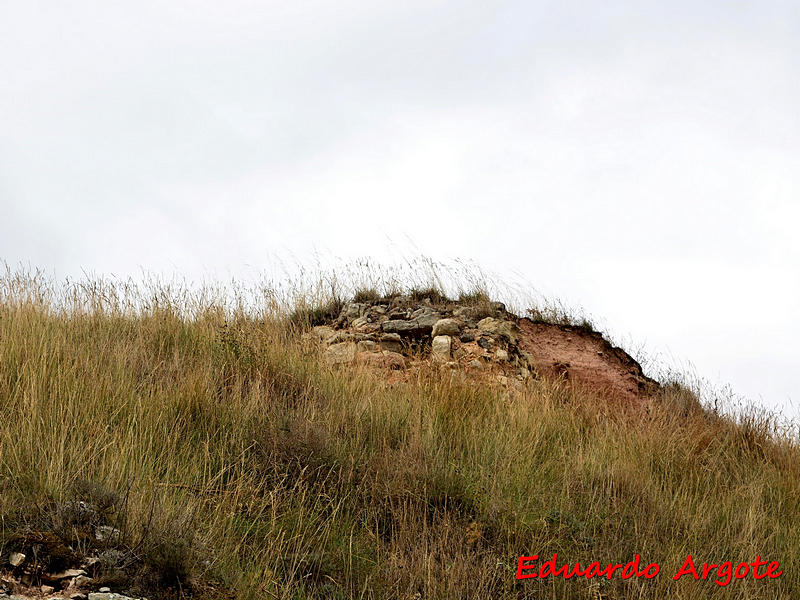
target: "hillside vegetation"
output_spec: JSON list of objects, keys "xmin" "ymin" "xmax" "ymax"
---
[{"xmin": 0, "ymin": 270, "xmax": 798, "ymax": 599}]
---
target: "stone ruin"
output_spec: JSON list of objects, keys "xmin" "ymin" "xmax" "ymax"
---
[
  {"xmin": 304, "ymin": 293, "xmax": 660, "ymax": 404},
  {"xmin": 304, "ymin": 294, "xmax": 534, "ymax": 388}
]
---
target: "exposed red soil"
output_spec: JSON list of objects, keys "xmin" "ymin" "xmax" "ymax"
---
[{"xmin": 516, "ymin": 318, "xmax": 659, "ymax": 405}]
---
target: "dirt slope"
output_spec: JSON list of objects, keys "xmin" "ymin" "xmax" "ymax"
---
[{"xmin": 516, "ymin": 319, "xmax": 659, "ymax": 405}]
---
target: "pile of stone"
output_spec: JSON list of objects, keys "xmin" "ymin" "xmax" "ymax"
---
[
  {"xmin": 305, "ymin": 294, "xmax": 533, "ymax": 383},
  {"xmin": 2, "ymin": 528, "xmax": 143, "ymax": 600}
]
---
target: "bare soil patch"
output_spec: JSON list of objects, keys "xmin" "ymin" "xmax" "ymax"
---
[{"xmin": 516, "ymin": 319, "xmax": 659, "ymax": 405}]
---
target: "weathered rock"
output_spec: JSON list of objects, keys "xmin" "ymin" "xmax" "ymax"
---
[
  {"xmin": 459, "ymin": 332, "xmax": 475, "ymax": 343},
  {"xmin": 70, "ymin": 594, "xmax": 88, "ymax": 600},
  {"xmin": 325, "ymin": 342, "xmax": 357, "ymax": 365},
  {"xmin": 431, "ymin": 336, "xmax": 452, "ymax": 361},
  {"xmin": 351, "ymin": 315, "xmax": 379, "ymax": 332},
  {"xmin": 74, "ymin": 575, "xmax": 93, "ymax": 587},
  {"xmin": 477, "ymin": 337, "xmax": 492, "ymax": 350},
  {"xmin": 52, "ymin": 569, "xmax": 87, "ymax": 580},
  {"xmin": 490, "ymin": 301, "xmax": 506, "ymax": 313},
  {"xmin": 381, "ymin": 319, "xmax": 410, "ymax": 333},
  {"xmin": 469, "ymin": 359, "xmax": 483, "ymax": 369},
  {"xmin": 410, "ymin": 308, "xmax": 441, "ymax": 330},
  {"xmin": 356, "ymin": 340, "xmax": 378, "ymax": 352},
  {"xmin": 381, "ymin": 320, "xmax": 420, "ymax": 335},
  {"xmin": 326, "ymin": 331, "xmax": 355, "ymax": 345},
  {"xmin": 9, "ymin": 552, "xmax": 25, "ymax": 567},
  {"xmin": 41, "ymin": 585, "xmax": 55, "ymax": 595},
  {"xmin": 495, "ymin": 349, "xmax": 509, "ymax": 362},
  {"xmin": 379, "ymin": 333, "xmax": 403, "ymax": 353},
  {"xmin": 477, "ymin": 317, "xmax": 519, "ymax": 344},
  {"xmin": 432, "ymin": 318, "xmax": 461, "ymax": 337},
  {"xmin": 341, "ymin": 303, "xmax": 366, "ymax": 321},
  {"xmin": 310, "ymin": 325, "xmax": 336, "ymax": 343}
]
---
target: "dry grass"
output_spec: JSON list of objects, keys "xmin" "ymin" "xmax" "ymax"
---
[{"xmin": 0, "ymin": 268, "xmax": 798, "ymax": 599}]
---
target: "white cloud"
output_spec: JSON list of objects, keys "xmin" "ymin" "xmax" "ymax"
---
[{"xmin": 1, "ymin": 0, "xmax": 797, "ymax": 413}]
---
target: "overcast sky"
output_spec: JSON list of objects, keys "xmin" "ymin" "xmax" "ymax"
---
[{"xmin": 1, "ymin": 1, "xmax": 798, "ymax": 416}]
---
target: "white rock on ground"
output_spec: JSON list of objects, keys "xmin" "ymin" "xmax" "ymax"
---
[
  {"xmin": 51, "ymin": 569, "xmax": 87, "ymax": 579},
  {"xmin": 74, "ymin": 575, "xmax": 93, "ymax": 587},
  {"xmin": 431, "ymin": 335, "xmax": 452, "ymax": 361},
  {"xmin": 88, "ymin": 593, "xmax": 142, "ymax": 600}
]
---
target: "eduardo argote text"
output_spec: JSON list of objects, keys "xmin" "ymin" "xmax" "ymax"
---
[{"xmin": 517, "ymin": 554, "xmax": 783, "ymax": 587}]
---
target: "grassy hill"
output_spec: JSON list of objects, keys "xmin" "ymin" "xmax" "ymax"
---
[{"xmin": 0, "ymin": 271, "xmax": 797, "ymax": 599}]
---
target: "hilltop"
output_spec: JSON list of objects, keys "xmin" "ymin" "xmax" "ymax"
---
[
  {"xmin": 304, "ymin": 292, "xmax": 658, "ymax": 406},
  {"xmin": 0, "ymin": 275, "xmax": 798, "ymax": 600}
]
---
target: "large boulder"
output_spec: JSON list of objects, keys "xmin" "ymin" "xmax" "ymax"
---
[{"xmin": 432, "ymin": 318, "xmax": 461, "ymax": 337}]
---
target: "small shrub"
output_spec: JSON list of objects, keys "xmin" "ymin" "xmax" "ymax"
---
[
  {"xmin": 408, "ymin": 286, "xmax": 450, "ymax": 305},
  {"xmin": 352, "ymin": 287, "xmax": 382, "ymax": 304},
  {"xmin": 289, "ymin": 296, "xmax": 344, "ymax": 328},
  {"xmin": 458, "ymin": 289, "xmax": 490, "ymax": 305}
]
